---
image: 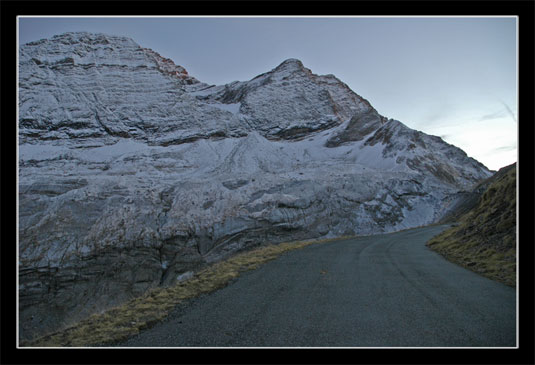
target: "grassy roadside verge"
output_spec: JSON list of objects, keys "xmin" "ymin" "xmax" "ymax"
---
[
  {"xmin": 426, "ymin": 163, "xmax": 516, "ymax": 288},
  {"xmin": 21, "ymin": 235, "xmax": 351, "ymax": 347},
  {"xmin": 426, "ymin": 227, "xmax": 516, "ymax": 287}
]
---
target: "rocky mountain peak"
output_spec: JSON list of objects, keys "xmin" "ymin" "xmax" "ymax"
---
[
  {"xmin": 270, "ymin": 58, "xmax": 311, "ymax": 78},
  {"xmin": 21, "ymin": 31, "xmax": 199, "ymax": 85},
  {"xmin": 18, "ymin": 32, "xmax": 494, "ymax": 340},
  {"xmin": 275, "ymin": 58, "xmax": 305, "ymax": 69},
  {"xmin": 22, "ymin": 31, "xmax": 140, "ymax": 60},
  {"xmin": 27, "ymin": 31, "xmax": 137, "ymax": 47}
]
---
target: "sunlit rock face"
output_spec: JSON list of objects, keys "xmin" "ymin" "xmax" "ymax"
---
[{"xmin": 18, "ymin": 32, "xmax": 492, "ymax": 339}]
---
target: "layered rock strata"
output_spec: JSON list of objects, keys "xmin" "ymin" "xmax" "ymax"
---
[{"xmin": 18, "ymin": 32, "xmax": 492, "ymax": 339}]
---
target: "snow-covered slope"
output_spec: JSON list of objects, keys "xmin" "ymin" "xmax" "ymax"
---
[{"xmin": 18, "ymin": 32, "xmax": 492, "ymax": 340}]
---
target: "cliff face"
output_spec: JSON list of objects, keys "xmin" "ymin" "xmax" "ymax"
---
[{"xmin": 18, "ymin": 32, "xmax": 492, "ymax": 340}]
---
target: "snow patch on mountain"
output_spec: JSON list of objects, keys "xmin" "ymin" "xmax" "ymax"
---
[{"xmin": 17, "ymin": 32, "xmax": 493, "ymax": 340}]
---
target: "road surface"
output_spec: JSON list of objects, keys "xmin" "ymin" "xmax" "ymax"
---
[{"xmin": 117, "ymin": 225, "xmax": 516, "ymax": 347}]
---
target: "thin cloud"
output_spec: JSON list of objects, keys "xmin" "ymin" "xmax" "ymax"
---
[
  {"xmin": 479, "ymin": 109, "xmax": 506, "ymax": 121},
  {"xmin": 499, "ymin": 100, "xmax": 517, "ymax": 123},
  {"xmin": 478, "ymin": 102, "xmax": 517, "ymax": 124},
  {"xmin": 493, "ymin": 145, "xmax": 517, "ymax": 152}
]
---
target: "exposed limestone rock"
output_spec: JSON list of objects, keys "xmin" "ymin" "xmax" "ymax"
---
[{"xmin": 18, "ymin": 32, "xmax": 493, "ymax": 340}]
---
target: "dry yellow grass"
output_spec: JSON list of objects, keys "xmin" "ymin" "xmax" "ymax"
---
[
  {"xmin": 22, "ymin": 235, "xmax": 351, "ymax": 347},
  {"xmin": 427, "ymin": 164, "xmax": 516, "ymax": 287}
]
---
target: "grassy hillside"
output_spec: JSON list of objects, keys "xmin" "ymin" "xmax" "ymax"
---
[{"xmin": 427, "ymin": 163, "xmax": 516, "ymax": 287}]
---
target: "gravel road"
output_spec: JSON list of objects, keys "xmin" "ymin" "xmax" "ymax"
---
[{"xmin": 116, "ymin": 225, "xmax": 516, "ymax": 347}]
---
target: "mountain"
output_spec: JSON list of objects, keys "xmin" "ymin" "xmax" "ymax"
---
[
  {"xmin": 427, "ymin": 163, "xmax": 516, "ymax": 287},
  {"xmin": 18, "ymin": 32, "xmax": 492, "ymax": 340}
]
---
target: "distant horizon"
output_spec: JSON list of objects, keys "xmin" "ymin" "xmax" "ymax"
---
[{"xmin": 18, "ymin": 16, "xmax": 518, "ymax": 171}]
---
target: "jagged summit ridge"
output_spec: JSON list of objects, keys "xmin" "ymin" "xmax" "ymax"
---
[
  {"xmin": 273, "ymin": 58, "xmax": 306, "ymax": 72},
  {"xmin": 278, "ymin": 58, "xmax": 304, "ymax": 65},
  {"xmin": 21, "ymin": 31, "xmax": 199, "ymax": 83},
  {"xmin": 18, "ymin": 32, "xmax": 493, "ymax": 340},
  {"xmin": 24, "ymin": 31, "xmax": 138, "ymax": 48},
  {"xmin": 19, "ymin": 31, "xmax": 389, "ymax": 147},
  {"xmin": 188, "ymin": 56, "xmax": 384, "ymax": 141}
]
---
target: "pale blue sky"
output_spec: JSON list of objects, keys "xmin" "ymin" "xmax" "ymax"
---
[{"xmin": 18, "ymin": 16, "xmax": 517, "ymax": 170}]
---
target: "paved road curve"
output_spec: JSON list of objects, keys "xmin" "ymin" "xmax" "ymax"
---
[{"xmin": 118, "ymin": 225, "xmax": 516, "ymax": 347}]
